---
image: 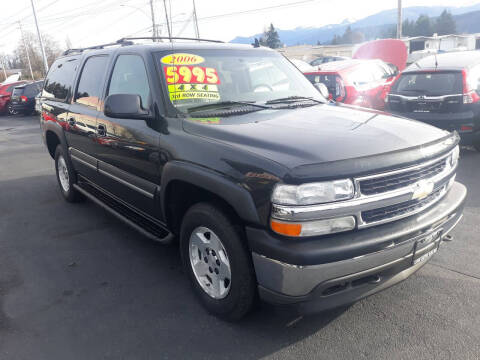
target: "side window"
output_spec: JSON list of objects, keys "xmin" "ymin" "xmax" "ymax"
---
[
  {"xmin": 75, "ymin": 56, "xmax": 108, "ymax": 108},
  {"xmin": 107, "ymin": 55, "xmax": 151, "ymax": 108},
  {"xmin": 43, "ymin": 58, "xmax": 78, "ymax": 101}
]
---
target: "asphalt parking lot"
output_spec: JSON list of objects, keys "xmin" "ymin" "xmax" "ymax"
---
[{"xmin": 0, "ymin": 114, "xmax": 479, "ymax": 360}]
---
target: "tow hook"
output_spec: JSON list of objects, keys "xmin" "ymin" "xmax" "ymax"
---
[{"xmin": 443, "ymin": 234, "xmax": 454, "ymax": 242}]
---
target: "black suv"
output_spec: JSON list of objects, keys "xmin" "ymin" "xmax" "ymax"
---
[
  {"xmin": 386, "ymin": 51, "xmax": 480, "ymax": 151},
  {"xmin": 11, "ymin": 80, "xmax": 44, "ymax": 115},
  {"xmin": 39, "ymin": 38, "xmax": 466, "ymax": 320}
]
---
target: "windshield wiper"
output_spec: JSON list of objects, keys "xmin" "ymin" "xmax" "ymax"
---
[
  {"xmin": 265, "ymin": 96, "xmax": 324, "ymax": 105},
  {"xmin": 188, "ymin": 100, "xmax": 271, "ymax": 113}
]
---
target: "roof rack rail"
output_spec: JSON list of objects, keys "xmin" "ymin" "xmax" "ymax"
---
[
  {"xmin": 116, "ymin": 36, "xmax": 224, "ymax": 44},
  {"xmin": 62, "ymin": 39, "xmax": 134, "ymax": 55}
]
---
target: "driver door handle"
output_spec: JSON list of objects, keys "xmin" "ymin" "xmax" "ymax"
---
[
  {"xmin": 68, "ymin": 117, "xmax": 76, "ymax": 126},
  {"xmin": 97, "ymin": 124, "xmax": 106, "ymax": 137}
]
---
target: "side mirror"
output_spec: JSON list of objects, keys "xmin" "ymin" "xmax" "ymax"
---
[
  {"xmin": 314, "ymin": 82, "xmax": 330, "ymax": 99},
  {"xmin": 104, "ymin": 94, "xmax": 150, "ymax": 120}
]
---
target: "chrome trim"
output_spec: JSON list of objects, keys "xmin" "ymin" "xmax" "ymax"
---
[
  {"xmin": 272, "ymin": 147, "xmax": 458, "ymax": 228},
  {"xmin": 388, "ymin": 94, "xmax": 463, "ymax": 101},
  {"xmin": 71, "ymin": 154, "xmax": 96, "ymax": 170},
  {"xmin": 98, "ymin": 168, "xmax": 154, "ymax": 199}
]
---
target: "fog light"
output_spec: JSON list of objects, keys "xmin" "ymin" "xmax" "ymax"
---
[{"xmin": 271, "ymin": 216, "xmax": 356, "ymax": 237}]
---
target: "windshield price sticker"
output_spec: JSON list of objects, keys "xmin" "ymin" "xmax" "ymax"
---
[
  {"xmin": 168, "ymin": 84, "xmax": 220, "ymax": 101},
  {"xmin": 164, "ymin": 66, "xmax": 220, "ymax": 85},
  {"xmin": 161, "ymin": 53, "xmax": 205, "ymax": 65}
]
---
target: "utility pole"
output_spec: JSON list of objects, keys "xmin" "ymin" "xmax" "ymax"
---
[
  {"xmin": 163, "ymin": 0, "xmax": 172, "ymax": 41},
  {"xmin": 397, "ymin": 0, "xmax": 402, "ymax": 39},
  {"xmin": 192, "ymin": 0, "xmax": 200, "ymax": 39},
  {"xmin": 1, "ymin": 56, "xmax": 7, "ymax": 82},
  {"xmin": 18, "ymin": 22, "xmax": 35, "ymax": 81},
  {"xmin": 149, "ymin": 0, "xmax": 158, "ymax": 41},
  {"xmin": 30, "ymin": 0, "xmax": 48, "ymax": 75}
]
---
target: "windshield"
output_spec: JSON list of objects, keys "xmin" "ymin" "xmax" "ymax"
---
[
  {"xmin": 156, "ymin": 49, "xmax": 323, "ymax": 113},
  {"xmin": 392, "ymin": 71, "xmax": 463, "ymax": 96}
]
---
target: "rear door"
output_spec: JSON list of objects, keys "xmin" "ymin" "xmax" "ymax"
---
[
  {"xmin": 66, "ymin": 55, "xmax": 109, "ymax": 180},
  {"xmin": 94, "ymin": 53, "xmax": 160, "ymax": 215}
]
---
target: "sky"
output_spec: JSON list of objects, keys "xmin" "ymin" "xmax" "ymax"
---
[{"xmin": 1, "ymin": 0, "xmax": 480, "ymax": 55}]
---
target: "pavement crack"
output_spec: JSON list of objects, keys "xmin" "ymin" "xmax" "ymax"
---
[{"xmin": 427, "ymin": 262, "xmax": 480, "ymax": 281}]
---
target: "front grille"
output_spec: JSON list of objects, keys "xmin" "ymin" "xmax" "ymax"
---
[
  {"xmin": 359, "ymin": 158, "xmax": 447, "ymax": 195},
  {"xmin": 361, "ymin": 186, "xmax": 444, "ymax": 223}
]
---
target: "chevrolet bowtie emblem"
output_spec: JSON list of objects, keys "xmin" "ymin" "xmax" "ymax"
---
[{"xmin": 412, "ymin": 180, "xmax": 434, "ymax": 200}]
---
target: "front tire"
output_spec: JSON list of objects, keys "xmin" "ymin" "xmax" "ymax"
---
[
  {"xmin": 54, "ymin": 145, "xmax": 84, "ymax": 203},
  {"xmin": 180, "ymin": 203, "xmax": 256, "ymax": 321}
]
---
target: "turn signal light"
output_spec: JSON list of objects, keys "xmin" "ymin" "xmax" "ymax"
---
[{"xmin": 270, "ymin": 220, "xmax": 302, "ymax": 237}]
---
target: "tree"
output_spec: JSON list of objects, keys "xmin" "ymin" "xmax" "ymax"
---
[
  {"xmin": 331, "ymin": 26, "xmax": 365, "ymax": 45},
  {"xmin": 414, "ymin": 15, "xmax": 434, "ymax": 36},
  {"xmin": 263, "ymin": 23, "xmax": 282, "ymax": 49},
  {"xmin": 436, "ymin": 10, "xmax": 456, "ymax": 35},
  {"xmin": 12, "ymin": 30, "xmax": 62, "ymax": 80}
]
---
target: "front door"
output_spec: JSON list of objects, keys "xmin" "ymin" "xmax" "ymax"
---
[
  {"xmin": 94, "ymin": 53, "xmax": 161, "ymax": 216},
  {"xmin": 66, "ymin": 55, "xmax": 109, "ymax": 181}
]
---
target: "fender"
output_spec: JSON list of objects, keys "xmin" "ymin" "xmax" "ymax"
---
[
  {"xmin": 42, "ymin": 116, "xmax": 70, "ymax": 158},
  {"xmin": 160, "ymin": 161, "xmax": 261, "ymax": 226}
]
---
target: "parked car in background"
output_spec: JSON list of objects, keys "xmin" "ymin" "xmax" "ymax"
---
[
  {"xmin": 10, "ymin": 80, "xmax": 44, "ymax": 115},
  {"xmin": 35, "ymin": 93, "xmax": 42, "ymax": 114},
  {"xmin": 386, "ymin": 51, "xmax": 480, "ymax": 151},
  {"xmin": 310, "ymin": 56, "xmax": 350, "ymax": 66},
  {"xmin": 303, "ymin": 59, "xmax": 399, "ymax": 110},
  {"xmin": 0, "ymin": 80, "xmax": 28, "ymax": 115},
  {"xmin": 289, "ymin": 58, "xmax": 317, "ymax": 73}
]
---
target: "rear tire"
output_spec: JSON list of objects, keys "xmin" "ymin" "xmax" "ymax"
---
[
  {"xmin": 54, "ymin": 145, "xmax": 84, "ymax": 203},
  {"xmin": 7, "ymin": 103, "xmax": 18, "ymax": 116},
  {"xmin": 474, "ymin": 139, "xmax": 480, "ymax": 152},
  {"xmin": 180, "ymin": 202, "xmax": 256, "ymax": 321}
]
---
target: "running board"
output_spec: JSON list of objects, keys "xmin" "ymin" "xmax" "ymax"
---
[{"xmin": 73, "ymin": 183, "xmax": 174, "ymax": 244}]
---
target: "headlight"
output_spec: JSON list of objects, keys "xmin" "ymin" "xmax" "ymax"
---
[{"xmin": 271, "ymin": 179, "xmax": 354, "ymax": 206}]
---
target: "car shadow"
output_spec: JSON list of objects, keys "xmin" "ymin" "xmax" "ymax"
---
[{"xmin": 0, "ymin": 174, "xmax": 348, "ymax": 359}]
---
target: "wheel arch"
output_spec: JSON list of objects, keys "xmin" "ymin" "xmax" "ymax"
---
[
  {"xmin": 160, "ymin": 161, "xmax": 261, "ymax": 235},
  {"xmin": 44, "ymin": 121, "xmax": 69, "ymax": 159}
]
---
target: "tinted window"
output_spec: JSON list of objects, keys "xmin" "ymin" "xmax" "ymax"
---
[
  {"xmin": 12, "ymin": 87, "xmax": 24, "ymax": 97},
  {"xmin": 108, "ymin": 55, "xmax": 150, "ymax": 108},
  {"xmin": 43, "ymin": 58, "xmax": 78, "ymax": 100},
  {"xmin": 75, "ymin": 56, "xmax": 108, "ymax": 108},
  {"xmin": 25, "ymin": 82, "xmax": 42, "ymax": 97},
  {"xmin": 393, "ymin": 72, "xmax": 463, "ymax": 96}
]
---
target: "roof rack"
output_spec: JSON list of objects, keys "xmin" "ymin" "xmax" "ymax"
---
[
  {"xmin": 116, "ymin": 36, "xmax": 224, "ymax": 44},
  {"xmin": 62, "ymin": 39, "xmax": 134, "ymax": 55},
  {"xmin": 62, "ymin": 36, "xmax": 224, "ymax": 56}
]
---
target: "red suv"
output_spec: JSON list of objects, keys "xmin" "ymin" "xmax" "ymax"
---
[
  {"xmin": 0, "ymin": 81, "xmax": 28, "ymax": 114},
  {"xmin": 303, "ymin": 59, "xmax": 399, "ymax": 110}
]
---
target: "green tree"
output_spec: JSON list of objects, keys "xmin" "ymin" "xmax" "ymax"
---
[
  {"xmin": 435, "ymin": 10, "xmax": 456, "ymax": 35},
  {"xmin": 263, "ymin": 23, "xmax": 282, "ymax": 49},
  {"xmin": 414, "ymin": 15, "xmax": 433, "ymax": 36}
]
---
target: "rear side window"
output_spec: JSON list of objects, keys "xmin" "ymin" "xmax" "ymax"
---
[
  {"xmin": 75, "ymin": 56, "xmax": 108, "ymax": 108},
  {"xmin": 12, "ymin": 87, "xmax": 24, "ymax": 97},
  {"xmin": 392, "ymin": 72, "xmax": 463, "ymax": 96},
  {"xmin": 43, "ymin": 58, "xmax": 78, "ymax": 101},
  {"xmin": 108, "ymin": 55, "xmax": 151, "ymax": 108},
  {"xmin": 25, "ymin": 83, "xmax": 42, "ymax": 97}
]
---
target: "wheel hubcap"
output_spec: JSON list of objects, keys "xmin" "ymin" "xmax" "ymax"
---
[
  {"xmin": 189, "ymin": 226, "xmax": 231, "ymax": 299},
  {"xmin": 57, "ymin": 156, "xmax": 70, "ymax": 192}
]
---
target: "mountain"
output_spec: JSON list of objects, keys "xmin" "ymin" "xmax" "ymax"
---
[{"xmin": 230, "ymin": 4, "xmax": 480, "ymax": 46}]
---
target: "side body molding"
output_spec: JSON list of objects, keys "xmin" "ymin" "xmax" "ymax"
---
[{"xmin": 160, "ymin": 161, "xmax": 261, "ymax": 225}]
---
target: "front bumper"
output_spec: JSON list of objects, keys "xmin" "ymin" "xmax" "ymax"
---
[{"xmin": 248, "ymin": 181, "xmax": 466, "ymax": 311}]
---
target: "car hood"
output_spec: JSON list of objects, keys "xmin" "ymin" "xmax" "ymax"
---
[
  {"xmin": 183, "ymin": 104, "xmax": 451, "ymax": 181},
  {"xmin": 353, "ymin": 39, "xmax": 407, "ymax": 71}
]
